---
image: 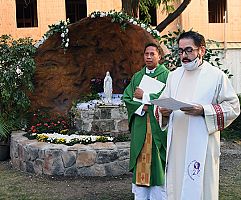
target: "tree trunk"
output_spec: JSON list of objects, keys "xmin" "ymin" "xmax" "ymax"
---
[
  {"xmin": 156, "ymin": 0, "xmax": 192, "ymax": 32},
  {"xmin": 122, "ymin": 0, "xmax": 140, "ymax": 18},
  {"xmin": 131, "ymin": 0, "xmax": 140, "ymax": 18}
]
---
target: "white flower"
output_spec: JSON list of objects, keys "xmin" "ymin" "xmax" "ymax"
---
[
  {"xmin": 91, "ymin": 14, "xmax": 95, "ymax": 18},
  {"xmin": 61, "ymin": 33, "xmax": 65, "ymax": 38},
  {"xmin": 65, "ymin": 42, "xmax": 69, "ymax": 48},
  {"xmin": 153, "ymin": 29, "xmax": 160, "ymax": 36},
  {"xmin": 16, "ymin": 67, "xmax": 23, "ymax": 76},
  {"xmin": 100, "ymin": 12, "xmax": 106, "ymax": 17},
  {"xmin": 141, "ymin": 23, "xmax": 146, "ymax": 28},
  {"xmin": 129, "ymin": 18, "xmax": 134, "ymax": 23},
  {"xmin": 133, "ymin": 21, "xmax": 138, "ymax": 25},
  {"xmin": 146, "ymin": 27, "xmax": 151, "ymax": 32}
]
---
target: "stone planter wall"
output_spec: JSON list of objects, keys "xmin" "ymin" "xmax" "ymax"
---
[
  {"xmin": 74, "ymin": 106, "xmax": 129, "ymax": 136},
  {"xmin": 10, "ymin": 131, "xmax": 130, "ymax": 176}
]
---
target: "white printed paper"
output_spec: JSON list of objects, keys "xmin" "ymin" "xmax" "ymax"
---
[
  {"xmin": 150, "ymin": 97, "xmax": 194, "ymax": 110},
  {"xmin": 133, "ymin": 75, "xmax": 165, "ymax": 103}
]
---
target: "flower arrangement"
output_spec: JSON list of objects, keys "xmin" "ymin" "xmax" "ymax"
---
[
  {"xmin": 35, "ymin": 19, "xmax": 70, "ymax": 51},
  {"xmin": 28, "ymin": 110, "xmax": 70, "ymax": 134},
  {"xmin": 35, "ymin": 10, "xmax": 160, "ymax": 52},
  {"xmin": 25, "ymin": 109, "xmax": 115, "ymax": 146},
  {"xmin": 90, "ymin": 10, "xmax": 161, "ymax": 40},
  {"xmin": 36, "ymin": 132, "xmax": 114, "ymax": 146}
]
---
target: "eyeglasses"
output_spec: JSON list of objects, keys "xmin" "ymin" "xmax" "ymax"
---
[{"xmin": 178, "ymin": 47, "xmax": 199, "ymax": 55}]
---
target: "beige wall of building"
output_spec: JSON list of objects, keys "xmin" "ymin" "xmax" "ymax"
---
[
  {"xmin": 180, "ymin": 0, "xmax": 241, "ymax": 43},
  {"xmin": 0, "ymin": 0, "xmax": 240, "ymax": 92},
  {"xmin": 0, "ymin": 0, "xmax": 122, "ymax": 41},
  {"xmin": 1, "ymin": 0, "xmax": 240, "ymax": 44}
]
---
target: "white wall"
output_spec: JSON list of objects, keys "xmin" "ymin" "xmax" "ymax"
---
[{"xmin": 222, "ymin": 49, "xmax": 241, "ymax": 94}]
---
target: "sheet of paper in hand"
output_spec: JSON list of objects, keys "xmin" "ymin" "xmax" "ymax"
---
[
  {"xmin": 133, "ymin": 75, "xmax": 165, "ymax": 103},
  {"xmin": 150, "ymin": 97, "xmax": 194, "ymax": 110}
]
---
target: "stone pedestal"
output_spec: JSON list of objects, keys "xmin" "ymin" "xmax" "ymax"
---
[{"xmin": 74, "ymin": 106, "xmax": 129, "ymax": 137}]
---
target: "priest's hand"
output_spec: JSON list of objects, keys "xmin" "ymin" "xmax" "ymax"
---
[
  {"xmin": 134, "ymin": 87, "xmax": 144, "ymax": 99},
  {"xmin": 158, "ymin": 107, "xmax": 172, "ymax": 117},
  {"xmin": 180, "ymin": 104, "xmax": 204, "ymax": 116},
  {"xmin": 158, "ymin": 107, "xmax": 172, "ymax": 126},
  {"xmin": 142, "ymin": 105, "xmax": 148, "ymax": 111}
]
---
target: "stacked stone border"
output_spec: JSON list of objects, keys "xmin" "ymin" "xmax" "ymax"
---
[{"xmin": 10, "ymin": 131, "xmax": 130, "ymax": 176}]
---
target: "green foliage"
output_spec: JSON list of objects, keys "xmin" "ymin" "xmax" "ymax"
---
[
  {"xmin": 160, "ymin": 29, "xmax": 232, "ymax": 77},
  {"xmin": 44, "ymin": 19, "xmax": 70, "ymax": 50},
  {"xmin": 0, "ymin": 35, "xmax": 36, "ymax": 140},
  {"xmin": 90, "ymin": 11, "xmax": 161, "ymax": 40},
  {"xmin": 160, "ymin": 29, "xmax": 183, "ymax": 70},
  {"xmin": 113, "ymin": 133, "xmax": 131, "ymax": 143},
  {"xmin": 139, "ymin": 0, "xmax": 175, "ymax": 24},
  {"xmin": 221, "ymin": 95, "xmax": 241, "ymax": 141},
  {"xmin": 35, "ymin": 19, "xmax": 70, "ymax": 52}
]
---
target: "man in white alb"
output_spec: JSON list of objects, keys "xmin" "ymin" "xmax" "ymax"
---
[{"xmin": 155, "ymin": 31, "xmax": 240, "ymax": 200}]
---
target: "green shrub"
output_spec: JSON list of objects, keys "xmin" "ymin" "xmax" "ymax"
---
[
  {"xmin": 0, "ymin": 35, "xmax": 36, "ymax": 140},
  {"xmin": 221, "ymin": 95, "xmax": 241, "ymax": 140}
]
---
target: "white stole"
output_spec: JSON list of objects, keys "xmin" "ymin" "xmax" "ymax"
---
[{"xmin": 166, "ymin": 63, "xmax": 218, "ymax": 199}]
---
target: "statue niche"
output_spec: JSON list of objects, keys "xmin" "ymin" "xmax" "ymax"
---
[{"xmin": 30, "ymin": 16, "xmax": 160, "ymax": 113}]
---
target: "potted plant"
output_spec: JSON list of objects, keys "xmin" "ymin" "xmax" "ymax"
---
[{"xmin": 0, "ymin": 35, "xmax": 36, "ymax": 160}]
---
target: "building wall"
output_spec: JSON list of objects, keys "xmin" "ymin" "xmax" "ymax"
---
[
  {"xmin": 223, "ymin": 49, "xmax": 241, "ymax": 94},
  {"xmin": 0, "ymin": 0, "xmax": 240, "ymax": 93},
  {"xmin": 1, "ymin": 0, "xmax": 240, "ymax": 43},
  {"xmin": 0, "ymin": 0, "xmax": 121, "ymax": 41},
  {"xmin": 180, "ymin": 0, "xmax": 241, "ymax": 43},
  {"xmin": 87, "ymin": 0, "xmax": 121, "ymax": 14}
]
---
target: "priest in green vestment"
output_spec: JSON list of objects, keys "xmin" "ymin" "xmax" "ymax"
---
[{"xmin": 123, "ymin": 43, "xmax": 169, "ymax": 200}]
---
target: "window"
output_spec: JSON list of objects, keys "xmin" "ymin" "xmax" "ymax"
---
[
  {"xmin": 139, "ymin": 6, "xmax": 157, "ymax": 26},
  {"xmin": 208, "ymin": 0, "xmax": 227, "ymax": 23},
  {"xmin": 65, "ymin": 0, "xmax": 87, "ymax": 23},
  {"xmin": 16, "ymin": 0, "xmax": 38, "ymax": 28}
]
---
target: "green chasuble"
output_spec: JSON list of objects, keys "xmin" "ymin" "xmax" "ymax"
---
[{"xmin": 123, "ymin": 64, "xmax": 169, "ymax": 186}]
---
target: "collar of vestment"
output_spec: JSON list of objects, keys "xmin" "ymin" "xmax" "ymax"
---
[
  {"xmin": 146, "ymin": 67, "xmax": 156, "ymax": 74},
  {"xmin": 143, "ymin": 64, "xmax": 166, "ymax": 78}
]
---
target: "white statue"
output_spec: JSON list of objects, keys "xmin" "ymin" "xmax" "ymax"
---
[{"xmin": 104, "ymin": 71, "xmax": 113, "ymax": 104}]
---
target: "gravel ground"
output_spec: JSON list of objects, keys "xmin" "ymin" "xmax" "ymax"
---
[{"xmin": 0, "ymin": 141, "xmax": 240, "ymax": 200}]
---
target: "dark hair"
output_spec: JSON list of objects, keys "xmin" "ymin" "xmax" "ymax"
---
[
  {"xmin": 177, "ymin": 31, "xmax": 206, "ymax": 47},
  {"xmin": 144, "ymin": 42, "xmax": 161, "ymax": 54}
]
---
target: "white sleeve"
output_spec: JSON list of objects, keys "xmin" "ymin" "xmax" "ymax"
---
[
  {"xmin": 203, "ymin": 74, "xmax": 240, "ymax": 134},
  {"xmin": 135, "ymin": 104, "xmax": 145, "ymax": 116},
  {"xmin": 142, "ymin": 92, "xmax": 151, "ymax": 105},
  {"xmin": 153, "ymin": 73, "xmax": 173, "ymax": 128}
]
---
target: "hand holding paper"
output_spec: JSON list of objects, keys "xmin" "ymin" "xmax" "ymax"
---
[
  {"xmin": 133, "ymin": 75, "xmax": 165, "ymax": 103},
  {"xmin": 150, "ymin": 97, "xmax": 194, "ymax": 111}
]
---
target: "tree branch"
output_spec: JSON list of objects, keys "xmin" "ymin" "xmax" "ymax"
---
[{"xmin": 156, "ymin": 0, "xmax": 192, "ymax": 33}]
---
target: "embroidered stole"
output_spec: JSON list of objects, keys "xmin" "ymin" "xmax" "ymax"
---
[
  {"xmin": 136, "ymin": 114, "xmax": 152, "ymax": 186},
  {"xmin": 165, "ymin": 63, "xmax": 218, "ymax": 199}
]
